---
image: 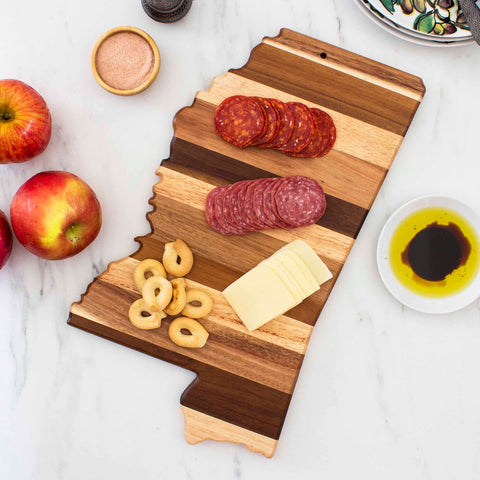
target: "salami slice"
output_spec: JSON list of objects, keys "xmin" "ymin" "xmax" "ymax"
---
[
  {"xmin": 214, "ymin": 96, "xmax": 266, "ymax": 148},
  {"xmin": 261, "ymin": 99, "xmax": 294, "ymax": 149},
  {"xmin": 252, "ymin": 178, "xmax": 276, "ymax": 229},
  {"xmin": 263, "ymin": 179, "xmax": 292, "ymax": 229},
  {"xmin": 226, "ymin": 180, "xmax": 252, "ymax": 231},
  {"xmin": 291, "ymin": 108, "xmax": 328, "ymax": 158},
  {"xmin": 251, "ymin": 98, "xmax": 280, "ymax": 146},
  {"xmin": 206, "ymin": 176, "xmax": 327, "ymax": 235},
  {"xmin": 274, "ymin": 176, "xmax": 326, "ymax": 227},
  {"xmin": 243, "ymin": 180, "xmax": 266, "ymax": 230},
  {"xmin": 277, "ymin": 102, "xmax": 316, "ymax": 154},
  {"xmin": 255, "ymin": 178, "xmax": 278, "ymax": 229},
  {"xmin": 235, "ymin": 181, "xmax": 256, "ymax": 230},
  {"xmin": 205, "ymin": 187, "xmax": 227, "ymax": 234},
  {"xmin": 214, "ymin": 185, "xmax": 246, "ymax": 235}
]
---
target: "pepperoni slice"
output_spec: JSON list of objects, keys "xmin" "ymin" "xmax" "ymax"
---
[
  {"xmin": 261, "ymin": 99, "xmax": 294, "ymax": 149},
  {"xmin": 214, "ymin": 96, "xmax": 266, "ymax": 148},
  {"xmin": 291, "ymin": 108, "xmax": 329, "ymax": 158},
  {"xmin": 277, "ymin": 102, "xmax": 316, "ymax": 154},
  {"xmin": 251, "ymin": 98, "xmax": 280, "ymax": 146},
  {"xmin": 274, "ymin": 176, "xmax": 326, "ymax": 227},
  {"xmin": 317, "ymin": 110, "xmax": 336, "ymax": 157}
]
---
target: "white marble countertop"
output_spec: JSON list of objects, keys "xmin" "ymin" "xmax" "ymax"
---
[{"xmin": 2, "ymin": 0, "xmax": 480, "ymax": 478}]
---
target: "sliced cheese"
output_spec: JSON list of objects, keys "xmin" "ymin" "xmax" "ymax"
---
[
  {"xmin": 222, "ymin": 265, "xmax": 298, "ymax": 331},
  {"xmin": 275, "ymin": 250, "xmax": 319, "ymax": 293},
  {"xmin": 280, "ymin": 239, "xmax": 333, "ymax": 285},
  {"xmin": 271, "ymin": 250, "xmax": 319, "ymax": 298},
  {"xmin": 261, "ymin": 257, "xmax": 304, "ymax": 303}
]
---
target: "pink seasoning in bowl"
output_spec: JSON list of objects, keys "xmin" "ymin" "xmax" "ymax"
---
[{"xmin": 95, "ymin": 31, "xmax": 155, "ymax": 91}]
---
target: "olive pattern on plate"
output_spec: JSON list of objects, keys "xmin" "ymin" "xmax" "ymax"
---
[{"xmin": 380, "ymin": 0, "xmax": 469, "ymax": 35}]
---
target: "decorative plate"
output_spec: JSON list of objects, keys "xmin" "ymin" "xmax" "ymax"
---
[
  {"xmin": 355, "ymin": 0, "xmax": 474, "ymax": 46},
  {"xmin": 368, "ymin": 0, "xmax": 471, "ymax": 38}
]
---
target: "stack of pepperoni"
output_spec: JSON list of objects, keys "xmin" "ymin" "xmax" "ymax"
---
[
  {"xmin": 214, "ymin": 95, "xmax": 336, "ymax": 158},
  {"xmin": 205, "ymin": 176, "xmax": 326, "ymax": 236}
]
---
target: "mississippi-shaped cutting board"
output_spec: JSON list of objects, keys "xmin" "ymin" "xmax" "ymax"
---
[{"xmin": 69, "ymin": 29, "xmax": 425, "ymax": 457}]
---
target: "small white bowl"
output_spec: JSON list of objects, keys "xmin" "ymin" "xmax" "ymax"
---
[{"xmin": 377, "ymin": 195, "xmax": 480, "ymax": 314}]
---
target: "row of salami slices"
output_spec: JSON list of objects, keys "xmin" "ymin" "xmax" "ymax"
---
[
  {"xmin": 214, "ymin": 95, "xmax": 336, "ymax": 158},
  {"xmin": 205, "ymin": 176, "xmax": 326, "ymax": 236}
]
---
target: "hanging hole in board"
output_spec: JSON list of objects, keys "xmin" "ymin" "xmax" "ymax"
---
[{"xmin": 320, "ymin": 52, "xmax": 327, "ymax": 59}]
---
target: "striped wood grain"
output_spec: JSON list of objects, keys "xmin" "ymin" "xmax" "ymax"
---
[{"xmin": 69, "ymin": 29, "xmax": 425, "ymax": 457}]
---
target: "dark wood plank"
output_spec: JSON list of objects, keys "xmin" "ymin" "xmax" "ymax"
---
[
  {"xmin": 167, "ymin": 138, "xmax": 369, "ymax": 238},
  {"xmin": 275, "ymin": 29, "xmax": 425, "ymax": 98},
  {"xmin": 233, "ymin": 43, "xmax": 421, "ymax": 136},
  {"xmin": 69, "ymin": 311, "xmax": 292, "ymax": 439}
]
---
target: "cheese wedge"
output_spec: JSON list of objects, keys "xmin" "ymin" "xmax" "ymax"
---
[
  {"xmin": 279, "ymin": 240, "xmax": 333, "ymax": 285},
  {"xmin": 222, "ymin": 265, "xmax": 298, "ymax": 331}
]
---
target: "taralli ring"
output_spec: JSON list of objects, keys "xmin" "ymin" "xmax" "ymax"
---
[
  {"xmin": 168, "ymin": 317, "xmax": 209, "ymax": 348},
  {"xmin": 134, "ymin": 259, "xmax": 167, "ymax": 291},
  {"xmin": 129, "ymin": 298, "xmax": 166, "ymax": 330},
  {"xmin": 142, "ymin": 275, "xmax": 173, "ymax": 311},
  {"xmin": 181, "ymin": 288, "xmax": 213, "ymax": 319},
  {"xmin": 163, "ymin": 239, "xmax": 194, "ymax": 277},
  {"xmin": 164, "ymin": 278, "xmax": 187, "ymax": 316}
]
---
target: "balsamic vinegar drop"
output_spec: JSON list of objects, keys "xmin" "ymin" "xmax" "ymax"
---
[{"xmin": 389, "ymin": 207, "xmax": 479, "ymax": 298}]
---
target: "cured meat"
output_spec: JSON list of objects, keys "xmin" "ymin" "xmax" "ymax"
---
[
  {"xmin": 318, "ymin": 110, "xmax": 336, "ymax": 157},
  {"xmin": 214, "ymin": 95, "xmax": 336, "ymax": 158},
  {"xmin": 291, "ymin": 108, "xmax": 330, "ymax": 158},
  {"xmin": 253, "ymin": 178, "xmax": 277, "ymax": 229},
  {"xmin": 263, "ymin": 180, "xmax": 291, "ymax": 229},
  {"xmin": 260, "ymin": 98, "xmax": 294, "ymax": 149},
  {"xmin": 205, "ymin": 176, "xmax": 326, "ymax": 236},
  {"xmin": 274, "ymin": 176, "xmax": 326, "ymax": 227},
  {"xmin": 213, "ymin": 185, "xmax": 246, "ymax": 235},
  {"xmin": 277, "ymin": 103, "xmax": 316, "ymax": 154},
  {"xmin": 205, "ymin": 187, "xmax": 226, "ymax": 234},
  {"xmin": 214, "ymin": 96, "xmax": 266, "ymax": 148},
  {"xmin": 251, "ymin": 98, "xmax": 280, "ymax": 146}
]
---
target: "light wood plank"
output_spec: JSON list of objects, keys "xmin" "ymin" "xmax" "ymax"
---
[
  {"xmin": 98, "ymin": 256, "xmax": 314, "ymax": 356},
  {"xmin": 154, "ymin": 166, "xmax": 354, "ymax": 264},
  {"xmin": 196, "ymin": 72, "xmax": 402, "ymax": 170},
  {"xmin": 182, "ymin": 406, "xmax": 278, "ymax": 458}
]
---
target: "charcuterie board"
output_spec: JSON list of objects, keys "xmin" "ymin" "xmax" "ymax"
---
[{"xmin": 69, "ymin": 29, "xmax": 425, "ymax": 457}]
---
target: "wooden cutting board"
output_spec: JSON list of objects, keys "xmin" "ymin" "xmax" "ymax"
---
[{"xmin": 69, "ymin": 29, "xmax": 425, "ymax": 458}]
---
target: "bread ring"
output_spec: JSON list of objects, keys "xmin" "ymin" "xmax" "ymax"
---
[
  {"xmin": 142, "ymin": 275, "xmax": 173, "ymax": 311},
  {"xmin": 134, "ymin": 259, "xmax": 167, "ymax": 291},
  {"xmin": 162, "ymin": 239, "xmax": 194, "ymax": 277},
  {"xmin": 168, "ymin": 317, "xmax": 209, "ymax": 348},
  {"xmin": 164, "ymin": 278, "xmax": 187, "ymax": 316},
  {"xmin": 129, "ymin": 298, "xmax": 166, "ymax": 330},
  {"xmin": 181, "ymin": 288, "xmax": 213, "ymax": 319}
]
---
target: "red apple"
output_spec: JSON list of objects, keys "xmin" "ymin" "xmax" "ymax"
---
[
  {"xmin": 0, "ymin": 209, "xmax": 13, "ymax": 269},
  {"xmin": 10, "ymin": 171, "xmax": 102, "ymax": 260},
  {"xmin": 0, "ymin": 79, "xmax": 52, "ymax": 163}
]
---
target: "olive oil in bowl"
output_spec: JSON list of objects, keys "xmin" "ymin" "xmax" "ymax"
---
[{"xmin": 389, "ymin": 207, "xmax": 480, "ymax": 298}]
